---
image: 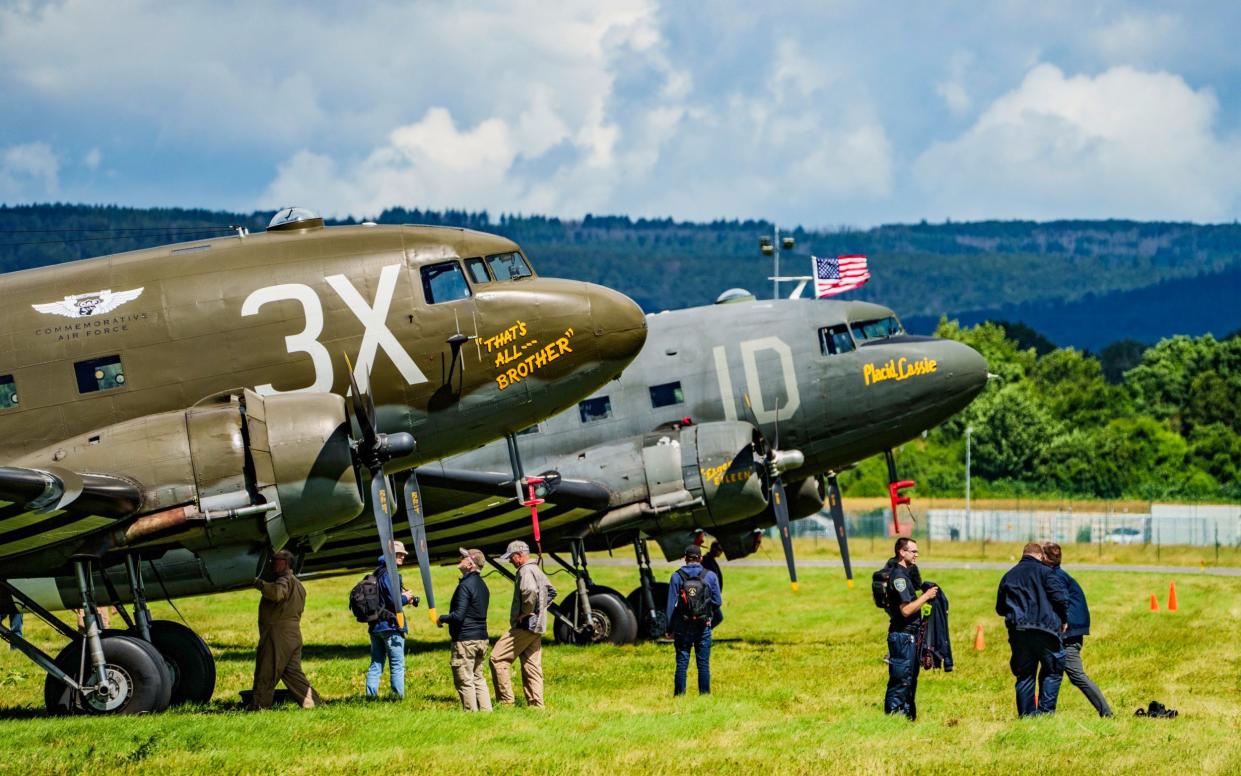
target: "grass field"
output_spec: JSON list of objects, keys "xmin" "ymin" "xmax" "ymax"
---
[{"xmin": 1, "ymin": 553, "xmax": 1238, "ymax": 775}]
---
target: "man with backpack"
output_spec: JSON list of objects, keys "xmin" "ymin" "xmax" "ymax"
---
[
  {"xmin": 437, "ymin": 548, "xmax": 492, "ymax": 712},
  {"xmin": 490, "ymin": 540, "xmax": 556, "ymax": 708},
  {"xmin": 878, "ymin": 538, "xmax": 938, "ymax": 720},
  {"xmin": 664, "ymin": 544, "xmax": 723, "ymax": 696},
  {"xmin": 352, "ymin": 541, "xmax": 418, "ymax": 700}
]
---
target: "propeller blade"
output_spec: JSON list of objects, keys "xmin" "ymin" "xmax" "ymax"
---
[
  {"xmin": 402, "ymin": 474, "xmax": 437, "ymax": 624},
  {"xmin": 826, "ymin": 473, "xmax": 853, "ymax": 587},
  {"xmin": 344, "ymin": 353, "xmax": 378, "ymax": 453},
  {"xmin": 371, "ymin": 473, "xmax": 405, "ymax": 631},
  {"xmin": 770, "ymin": 474, "xmax": 798, "ymax": 592}
]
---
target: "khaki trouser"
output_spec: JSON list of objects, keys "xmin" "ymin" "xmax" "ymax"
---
[
  {"xmin": 489, "ymin": 627, "xmax": 543, "ymax": 708},
  {"xmin": 251, "ymin": 626, "xmax": 319, "ymax": 709},
  {"xmin": 450, "ymin": 639, "xmax": 493, "ymax": 712}
]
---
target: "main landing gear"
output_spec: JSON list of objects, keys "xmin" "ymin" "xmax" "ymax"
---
[
  {"xmin": 548, "ymin": 539, "xmax": 637, "ymax": 645},
  {"xmin": 0, "ymin": 554, "xmax": 216, "ymax": 715}
]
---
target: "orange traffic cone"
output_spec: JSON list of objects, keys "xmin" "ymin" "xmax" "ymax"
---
[
  {"xmin": 974, "ymin": 624, "xmax": 986, "ymax": 651},
  {"xmin": 1149, "ymin": 593, "xmax": 1160, "ymax": 611},
  {"xmin": 1168, "ymin": 581, "xmax": 1178, "ymax": 612}
]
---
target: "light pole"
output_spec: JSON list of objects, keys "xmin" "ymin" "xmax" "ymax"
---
[
  {"xmin": 965, "ymin": 425, "xmax": 972, "ymax": 538},
  {"xmin": 760, "ymin": 228, "xmax": 795, "ymax": 300}
]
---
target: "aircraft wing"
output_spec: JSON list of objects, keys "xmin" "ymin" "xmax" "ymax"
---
[
  {"xmin": 300, "ymin": 466, "xmax": 612, "ymax": 577},
  {"xmin": 413, "ymin": 464, "xmax": 612, "ymax": 510},
  {"xmin": 0, "ymin": 466, "xmax": 143, "ymax": 561}
]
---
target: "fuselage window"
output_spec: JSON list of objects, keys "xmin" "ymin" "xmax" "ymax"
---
[
  {"xmin": 486, "ymin": 251, "xmax": 533, "ymax": 281},
  {"xmin": 420, "ymin": 261, "xmax": 472, "ymax": 304},
  {"xmin": 75, "ymin": 355, "xmax": 126, "ymax": 393},
  {"xmin": 0, "ymin": 375, "xmax": 17, "ymax": 409},
  {"xmin": 579, "ymin": 396, "xmax": 612, "ymax": 423},
  {"xmin": 819, "ymin": 324, "xmax": 856, "ymax": 355},
  {"xmin": 851, "ymin": 316, "xmax": 903, "ymax": 342},
  {"xmin": 465, "ymin": 257, "xmax": 491, "ymax": 285},
  {"xmin": 517, "ymin": 423, "xmax": 540, "ymax": 436},
  {"xmin": 649, "ymin": 381, "xmax": 684, "ymax": 408}
]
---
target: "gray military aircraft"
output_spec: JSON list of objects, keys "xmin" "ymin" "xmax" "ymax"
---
[
  {"xmin": 0, "ymin": 207, "xmax": 647, "ymax": 714},
  {"xmin": 37, "ymin": 288, "xmax": 985, "ymax": 650}
]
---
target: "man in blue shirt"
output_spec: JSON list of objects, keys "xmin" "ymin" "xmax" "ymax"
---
[
  {"xmin": 366, "ymin": 541, "xmax": 417, "ymax": 700},
  {"xmin": 1042, "ymin": 543, "xmax": 1112, "ymax": 717},
  {"xmin": 665, "ymin": 544, "xmax": 722, "ymax": 696}
]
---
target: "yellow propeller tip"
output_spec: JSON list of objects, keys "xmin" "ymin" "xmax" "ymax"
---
[
  {"xmin": 428, "ymin": 607, "xmax": 438, "ymax": 624},
  {"xmin": 790, "ymin": 582, "xmax": 799, "ymax": 592},
  {"xmin": 847, "ymin": 579, "xmax": 855, "ymax": 588}
]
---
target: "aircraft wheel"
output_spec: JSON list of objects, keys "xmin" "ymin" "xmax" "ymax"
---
[
  {"xmin": 626, "ymin": 582, "xmax": 670, "ymax": 640},
  {"xmin": 44, "ymin": 635, "xmax": 172, "ymax": 715},
  {"xmin": 147, "ymin": 620, "xmax": 216, "ymax": 705},
  {"xmin": 554, "ymin": 591, "xmax": 637, "ymax": 645}
]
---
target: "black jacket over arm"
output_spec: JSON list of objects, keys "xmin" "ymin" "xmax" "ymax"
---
[{"xmin": 921, "ymin": 581, "xmax": 953, "ymax": 672}]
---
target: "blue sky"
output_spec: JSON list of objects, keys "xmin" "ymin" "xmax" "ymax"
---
[{"xmin": 2, "ymin": 1, "xmax": 1239, "ymax": 227}]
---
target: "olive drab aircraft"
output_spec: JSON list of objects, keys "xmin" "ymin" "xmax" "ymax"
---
[
  {"xmin": 15, "ymin": 286, "xmax": 987, "ymax": 656},
  {"xmin": 0, "ymin": 207, "xmax": 647, "ymax": 714}
]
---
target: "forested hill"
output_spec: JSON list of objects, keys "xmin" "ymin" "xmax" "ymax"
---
[{"xmin": 2, "ymin": 204, "xmax": 1239, "ymax": 349}]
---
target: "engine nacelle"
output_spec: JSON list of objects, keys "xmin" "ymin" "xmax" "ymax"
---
[
  {"xmin": 572, "ymin": 420, "xmax": 768, "ymax": 538},
  {"xmin": 19, "ymin": 390, "xmax": 364, "ymax": 554}
]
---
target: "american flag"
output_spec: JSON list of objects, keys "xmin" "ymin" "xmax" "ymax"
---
[{"xmin": 813, "ymin": 255, "xmax": 870, "ymax": 298}]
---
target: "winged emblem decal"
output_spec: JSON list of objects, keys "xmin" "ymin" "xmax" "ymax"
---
[{"xmin": 32, "ymin": 287, "xmax": 145, "ymax": 318}]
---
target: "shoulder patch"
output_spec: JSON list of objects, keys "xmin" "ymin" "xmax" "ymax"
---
[{"xmin": 893, "ymin": 577, "xmax": 907, "ymax": 593}]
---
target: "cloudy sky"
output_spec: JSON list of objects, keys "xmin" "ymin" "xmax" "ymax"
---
[{"xmin": 2, "ymin": 0, "xmax": 1239, "ymax": 226}]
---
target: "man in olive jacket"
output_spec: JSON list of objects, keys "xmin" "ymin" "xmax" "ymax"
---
[
  {"xmin": 249, "ymin": 549, "xmax": 320, "ymax": 709},
  {"xmin": 489, "ymin": 540, "xmax": 556, "ymax": 708},
  {"xmin": 438, "ymin": 548, "xmax": 492, "ymax": 711}
]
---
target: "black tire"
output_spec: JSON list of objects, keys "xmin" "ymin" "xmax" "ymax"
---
[
  {"xmin": 626, "ymin": 582, "xmax": 670, "ymax": 640},
  {"xmin": 553, "ymin": 590, "xmax": 638, "ymax": 645},
  {"xmin": 44, "ymin": 635, "xmax": 171, "ymax": 715},
  {"xmin": 146, "ymin": 620, "xmax": 216, "ymax": 705}
]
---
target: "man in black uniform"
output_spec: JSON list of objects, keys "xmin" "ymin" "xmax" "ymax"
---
[
  {"xmin": 996, "ymin": 542, "xmax": 1069, "ymax": 717},
  {"xmin": 885, "ymin": 537, "xmax": 938, "ymax": 720}
]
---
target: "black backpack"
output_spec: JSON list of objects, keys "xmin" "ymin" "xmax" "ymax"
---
[
  {"xmin": 872, "ymin": 558, "xmax": 898, "ymax": 609},
  {"xmin": 675, "ymin": 569, "xmax": 713, "ymax": 621},
  {"xmin": 349, "ymin": 572, "xmax": 386, "ymax": 624}
]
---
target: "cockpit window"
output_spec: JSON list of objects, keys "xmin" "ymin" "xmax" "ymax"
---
[
  {"xmin": 850, "ymin": 316, "xmax": 903, "ymax": 342},
  {"xmin": 819, "ymin": 324, "xmax": 855, "ymax": 356},
  {"xmin": 464, "ymin": 257, "xmax": 491, "ymax": 285},
  {"xmin": 486, "ymin": 252, "xmax": 532, "ymax": 281},
  {"xmin": 420, "ymin": 261, "xmax": 471, "ymax": 304}
]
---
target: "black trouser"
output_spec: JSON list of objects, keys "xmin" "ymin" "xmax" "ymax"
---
[
  {"xmin": 885, "ymin": 629, "xmax": 919, "ymax": 720},
  {"xmin": 1007, "ymin": 629, "xmax": 1064, "ymax": 717}
]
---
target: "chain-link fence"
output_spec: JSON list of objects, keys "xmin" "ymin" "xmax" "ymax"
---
[{"xmin": 784, "ymin": 503, "xmax": 1240, "ymax": 549}]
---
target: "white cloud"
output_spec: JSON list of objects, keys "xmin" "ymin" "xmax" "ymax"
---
[
  {"xmin": 83, "ymin": 148, "xmax": 102, "ymax": 171},
  {"xmin": 0, "ymin": 142, "xmax": 59, "ymax": 200},
  {"xmin": 1092, "ymin": 12, "xmax": 1185, "ymax": 64},
  {"xmin": 936, "ymin": 51, "xmax": 976, "ymax": 115},
  {"xmin": 912, "ymin": 64, "xmax": 1241, "ymax": 221}
]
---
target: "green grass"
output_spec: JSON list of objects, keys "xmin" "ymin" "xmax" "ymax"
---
[
  {"xmin": 786, "ymin": 536, "xmax": 1241, "ymax": 568},
  {"xmin": 1, "ymin": 558, "xmax": 1238, "ymax": 775}
]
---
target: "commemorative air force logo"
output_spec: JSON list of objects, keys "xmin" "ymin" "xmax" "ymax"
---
[{"xmin": 32, "ymin": 287, "xmax": 144, "ymax": 318}]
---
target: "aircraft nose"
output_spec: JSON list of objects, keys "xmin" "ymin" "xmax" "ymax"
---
[
  {"xmin": 935, "ymin": 338, "xmax": 989, "ymax": 402},
  {"xmin": 587, "ymin": 283, "xmax": 647, "ymax": 366}
]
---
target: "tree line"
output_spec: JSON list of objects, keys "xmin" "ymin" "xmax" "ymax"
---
[{"xmin": 840, "ymin": 322, "xmax": 1241, "ymax": 502}]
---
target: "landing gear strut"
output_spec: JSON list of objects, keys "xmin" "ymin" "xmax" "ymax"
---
[
  {"xmin": 548, "ymin": 539, "xmax": 637, "ymax": 645},
  {"xmin": 625, "ymin": 538, "xmax": 668, "ymax": 640}
]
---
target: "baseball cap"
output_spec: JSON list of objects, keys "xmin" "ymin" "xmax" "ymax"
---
[
  {"xmin": 684, "ymin": 544, "xmax": 702, "ymax": 559},
  {"xmin": 273, "ymin": 549, "xmax": 296, "ymax": 563},
  {"xmin": 499, "ymin": 540, "xmax": 530, "ymax": 561},
  {"xmin": 459, "ymin": 547, "xmax": 486, "ymax": 570}
]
